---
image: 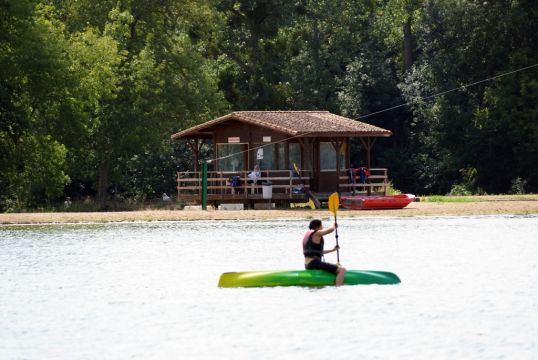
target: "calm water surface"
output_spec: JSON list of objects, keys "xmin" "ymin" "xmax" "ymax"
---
[{"xmin": 1, "ymin": 216, "xmax": 537, "ymax": 360}]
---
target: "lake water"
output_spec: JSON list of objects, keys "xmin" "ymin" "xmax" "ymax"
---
[{"xmin": 1, "ymin": 215, "xmax": 537, "ymax": 360}]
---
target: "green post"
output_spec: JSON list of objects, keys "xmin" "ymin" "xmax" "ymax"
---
[{"xmin": 202, "ymin": 161, "xmax": 208, "ymax": 210}]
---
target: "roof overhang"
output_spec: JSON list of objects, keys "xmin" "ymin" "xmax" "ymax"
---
[{"xmin": 171, "ymin": 111, "xmax": 392, "ymax": 140}]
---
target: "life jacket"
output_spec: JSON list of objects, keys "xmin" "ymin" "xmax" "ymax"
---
[
  {"xmin": 358, "ymin": 167, "xmax": 370, "ymax": 177},
  {"xmin": 302, "ymin": 230, "xmax": 324, "ymax": 258},
  {"xmin": 358, "ymin": 167, "xmax": 370, "ymax": 183},
  {"xmin": 230, "ymin": 175, "xmax": 240, "ymax": 187}
]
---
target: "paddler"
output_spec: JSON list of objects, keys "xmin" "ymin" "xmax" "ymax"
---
[{"xmin": 303, "ymin": 219, "xmax": 347, "ymax": 286}]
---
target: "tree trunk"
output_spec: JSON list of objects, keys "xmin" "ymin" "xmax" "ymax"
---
[
  {"xmin": 96, "ymin": 158, "xmax": 110, "ymax": 210},
  {"xmin": 403, "ymin": 18, "xmax": 413, "ymax": 72}
]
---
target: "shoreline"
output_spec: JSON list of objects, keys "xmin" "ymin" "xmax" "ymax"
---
[{"xmin": 1, "ymin": 199, "xmax": 538, "ymax": 225}]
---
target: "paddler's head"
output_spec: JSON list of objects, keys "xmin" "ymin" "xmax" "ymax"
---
[{"xmin": 309, "ymin": 219, "xmax": 322, "ymax": 230}]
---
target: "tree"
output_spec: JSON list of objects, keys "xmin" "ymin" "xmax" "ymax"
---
[
  {"xmin": 282, "ymin": 0, "xmax": 375, "ymax": 112},
  {"xmin": 0, "ymin": 1, "xmax": 117, "ymax": 210},
  {"xmin": 371, "ymin": 0, "xmax": 423, "ymax": 72},
  {"xmin": 73, "ymin": 1, "xmax": 227, "ymax": 207},
  {"xmin": 215, "ymin": 0, "xmax": 293, "ymax": 109}
]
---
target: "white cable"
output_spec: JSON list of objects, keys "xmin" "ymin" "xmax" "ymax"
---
[{"xmin": 203, "ymin": 62, "xmax": 538, "ymax": 163}]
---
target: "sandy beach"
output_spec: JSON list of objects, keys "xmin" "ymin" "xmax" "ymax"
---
[{"xmin": 1, "ymin": 197, "xmax": 537, "ymax": 224}]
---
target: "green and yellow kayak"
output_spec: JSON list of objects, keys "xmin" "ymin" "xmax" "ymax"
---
[{"xmin": 218, "ymin": 270, "xmax": 401, "ymax": 288}]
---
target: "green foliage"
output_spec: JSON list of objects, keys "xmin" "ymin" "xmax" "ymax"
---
[
  {"xmin": 2, "ymin": 134, "xmax": 69, "ymax": 211},
  {"xmin": 448, "ymin": 167, "xmax": 484, "ymax": 196},
  {"xmin": 2, "ymin": 0, "xmax": 538, "ymax": 211},
  {"xmin": 371, "ymin": 0, "xmax": 538, "ymax": 195},
  {"xmin": 385, "ymin": 182, "xmax": 402, "ymax": 196},
  {"xmin": 371, "ymin": 0, "xmax": 424, "ymax": 69},
  {"xmin": 1, "ymin": 1, "xmax": 80, "ymax": 210},
  {"xmin": 448, "ymin": 184, "xmax": 472, "ymax": 196},
  {"xmin": 422, "ymin": 195, "xmax": 477, "ymax": 203},
  {"xmin": 1, "ymin": 0, "xmax": 227, "ymax": 210},
  {"xmin": 509, "ymin": 177, "xmax": 527, "ymax": 195},
  {"xmin": 283, "ymin": 0, "xmax": 375, "ymax": 111},
  {"xmin": 215, "ymin": 0, "xmax": 294, "ymax": 109},
  {"xmin": 51, "ymin": 0, "xmax": 226, "ymax": 207}
]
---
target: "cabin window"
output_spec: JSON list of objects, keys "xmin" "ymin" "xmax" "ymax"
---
[
  {"xmin": 289, "ymin": 143, "xmax": 301, "ymax": 170},
  {"xmin": 320, "ymin": 142, "xmax": 346, "ymax": 171},
  {"xmin": 217, "ymin": 143, "xmax": 245, "ymax": 172},
  {"xmin": 276, "ymin": 143, "xmax": 301, "ymax": 170},
  {"xmin": 251, "ymin": 143, "xmax": 275, "ymax": 170},
  {"xmin": 278, "ymin": 144, "xmax": 286, "ymax": 170}
]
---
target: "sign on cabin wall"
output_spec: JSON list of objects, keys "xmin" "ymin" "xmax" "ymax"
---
[
  {"xmin": 263, "ymin": 136, "xmax": 271, "ymax": 142},
  {"xmin": 257, "ymin": 148, "xmax": 264, "ymax": 159},
  {"xmin": 228, "ymin": 137, "xmax": 240, "ymax": 143}
]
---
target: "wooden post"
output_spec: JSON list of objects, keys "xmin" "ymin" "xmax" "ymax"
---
[
  {"xmin": 220, "ymin": 171, "xmax": 224, "ymax": 199},
  {"xmin": 298, "ymin": 137, "xmax": 314, "ymax": 190},
  {"xmin": 187, "ymin": 139, "xmax": 203, "ymax": 173},
  {"xmin": 202, "ymin": 161, "xmax": 208, "ymax": 210},
  {"xmin": 383, "ymin": 168, "xmax": 388, "ymax": 195},
  {"xmin": 359, "ymin": 137, "xmax": 377, "ymax": 168},
  {"xmin": 176, "ymin": 172, "xmax": 181, "ymax": 201},
  {"xmin": 330, "ymin": 138, "xmax": 342, "ymax": 194},
  {"xmin": 289, "ymin": 169, "xmax": 292, "ymax": 195},
  {"xmin": 284, "ymin": 142, "xmax": 289, "ymax": 171}
]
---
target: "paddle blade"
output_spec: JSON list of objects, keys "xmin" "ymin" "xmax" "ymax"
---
[
  {"xmin": 328, "ymin": 192, "xmax": 340, "ymax": 215},
  {"xmin": 308, "ymin": 198, "xmax": 316, "ymax": 210},
  {"xmin": 293, "ymin": 162, "xmax": 300, "ymax": 176}
]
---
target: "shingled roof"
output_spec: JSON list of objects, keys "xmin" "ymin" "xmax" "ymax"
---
[{"xmin": 171, "ymin": 111, "xmax": 392, "ymax": 140}]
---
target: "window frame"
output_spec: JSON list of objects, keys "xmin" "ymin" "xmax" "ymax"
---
[
  {"xmin": 216, "ymin": 142, "xmax": 248, "ymax": 172},
  {"xmin": 319, "ymin": 141, "xmax": 346, "ymax": 172}
]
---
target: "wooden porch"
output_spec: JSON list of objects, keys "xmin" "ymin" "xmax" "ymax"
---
[{"xmin": 176, "ymin": 168, "xmax": 389, "ymax": 207}]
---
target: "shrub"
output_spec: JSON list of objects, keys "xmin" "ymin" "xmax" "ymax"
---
[
  {"xmin": 385, "ymin": 181, "xmax": 402, "ymax": 195},
  {"xmin": 509, "ymin": 177, "xmax": 527, "ymax": 195},
  {"xmin": 448, "ymin": 184, "xmax": 472, "ymax": 196}
]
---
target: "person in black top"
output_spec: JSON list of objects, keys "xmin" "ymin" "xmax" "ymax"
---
[{"xmin": 302, "ymin": 219, "xmax": 347, "ymax": 286}]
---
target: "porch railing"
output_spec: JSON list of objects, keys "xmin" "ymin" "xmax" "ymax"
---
[
  {"xmin": 176, "ymin": 170, "xmax": 312, "ymax": 201},
  {"xmin": 176, "ymin": 168, "xmax": 389, "ymax": 202},
  {"xmin": 338, "ymin": 168, "xmax": 388, "ymax": 195}
]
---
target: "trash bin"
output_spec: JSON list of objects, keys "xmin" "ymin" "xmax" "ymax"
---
[{"xmin": 262, "ymin": 181, "xmax": 273, "ymax": 199}]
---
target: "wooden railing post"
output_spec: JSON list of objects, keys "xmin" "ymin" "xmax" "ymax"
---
[
  {"xmin": 177, "ymin": 172, "xmax": 180, "ymax": 201},
  {"xmin": 289, "ymin": 170, "xmax": 292, "ymax": 195},
  {"xmin": 202, "ymin": 162, "xmax": 208, "ymax": 210},
  {"xmin": 384, "ymin": 168, "xmax": 388, "ymax": 195}
]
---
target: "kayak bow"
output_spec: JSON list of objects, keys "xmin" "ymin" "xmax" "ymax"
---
[{"xmin": 218, "ymin": 270, "xmax": 400, "ymax": 287}]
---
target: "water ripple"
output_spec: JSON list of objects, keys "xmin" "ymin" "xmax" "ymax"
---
[{"xmin": 1, "ymin": 216, "xmax": 537, "ymax": 359}]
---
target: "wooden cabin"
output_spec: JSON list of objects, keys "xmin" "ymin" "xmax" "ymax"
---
[{"xmin": 171, "ymin": 111, "xmax": 392, "ymax": 207}]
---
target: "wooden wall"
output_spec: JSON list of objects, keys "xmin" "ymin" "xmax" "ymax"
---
[{"xmin": 207, "ymin": 121, "xmax": 353, "ymax": 193}]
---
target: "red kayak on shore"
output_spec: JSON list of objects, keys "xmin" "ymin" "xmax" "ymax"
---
[{"xmin": 341, "ymin": 194, "xmax": 416, "ymax": 210}]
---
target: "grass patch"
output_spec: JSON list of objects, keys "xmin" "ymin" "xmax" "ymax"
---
[
  {"xmin": 422, "ymin": 196, "xmax": 478, "ymax": 203},
  {"xmin": 422, "ymin": 194, "xmax": 538, "ymax": 203}
]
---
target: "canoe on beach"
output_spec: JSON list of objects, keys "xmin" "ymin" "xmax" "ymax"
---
[
  {"xmin": 341, "ymin": 194, "xmax": 416, "ymax": 210},
  {"xmin": 218, "ymin": 269, "xmax": 401, "ymax": 287}
]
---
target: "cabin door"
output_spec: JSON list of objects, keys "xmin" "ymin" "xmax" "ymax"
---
[{"xmin": 318, "ymin": 141, "xmax": 346, "ymax": 193}]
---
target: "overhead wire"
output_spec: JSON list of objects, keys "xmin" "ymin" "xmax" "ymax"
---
[{"xmin": 202, "ymin": 62, "xmax": 538, "ymax": 164}]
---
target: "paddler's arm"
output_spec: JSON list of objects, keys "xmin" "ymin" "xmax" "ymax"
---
[
  {"xmin": 316, "ymin": 223, "xmax": 336, "ymax": 237},
  {"xmin": 323, "ymin": 245, "xmax": 340, "ymax": 254}
]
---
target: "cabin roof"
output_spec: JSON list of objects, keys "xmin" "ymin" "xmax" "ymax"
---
[{"xmin": 170, "ymin": 111, "xmax": 392, "ymax": 140}]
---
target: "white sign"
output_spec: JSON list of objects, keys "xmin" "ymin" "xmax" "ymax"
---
[
  {"xmin": 257, "ymin": 148, "xmax": 264, "ymax": 160},
  {"xmin": 262, "ymin": 136, "xmax": 271, "ymax": 143},
  {"xmin": 228, "ymin": 137, "xmax": 240, "ymax": 143}
]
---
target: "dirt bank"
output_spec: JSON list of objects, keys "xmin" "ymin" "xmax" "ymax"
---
[{"xmin": 1, "ymin": 198, "xmax": 537, "ymax": 225}]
